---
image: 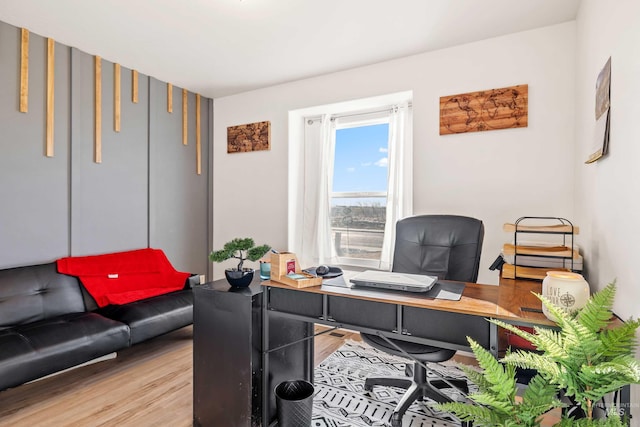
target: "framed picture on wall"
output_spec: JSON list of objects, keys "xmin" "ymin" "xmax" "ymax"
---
[
  {"xmin": 586, "ymin": 57, "xmax": 611, "ymax": 164},
  {"xmin": 227, "ymin": 121, "xmax": 271, "ymax": 153}
]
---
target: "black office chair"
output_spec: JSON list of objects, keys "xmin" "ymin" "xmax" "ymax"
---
[{"xmin": 361, "ymin": 214, "xmax": 484, "ymax": 427}]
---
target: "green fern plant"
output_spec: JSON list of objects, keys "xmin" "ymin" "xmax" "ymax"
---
[
  {"xmin": 435, "ymin": 338, "xmax": 562, "ymax": 426},
  {"xmin": 491, "ymin": 282, "xmax": 640, "ymax": 424}
]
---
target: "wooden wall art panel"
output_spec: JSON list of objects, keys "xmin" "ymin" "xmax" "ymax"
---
[
  {"xmin": 227, "ymin": 121, "xmax": 271, "ymax": 153},
  {"xmin": 167, "ymin": 83, "xmax": 173, "ymax": 113},
  {"xmin": 46, "ymin": 38, "xmax": 54, "ymax": 157},
  {"xmin": 20, "ymin": 28, "xmax": 29, "ymax": 112},
  {"xmin": 439, "ymin": 84, "xmax": 528, "ymax": 135}
]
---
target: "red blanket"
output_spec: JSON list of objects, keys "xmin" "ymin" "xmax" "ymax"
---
[{"xmin": 57, "ymin": 248, "xmax": 190, "ymax": 308}]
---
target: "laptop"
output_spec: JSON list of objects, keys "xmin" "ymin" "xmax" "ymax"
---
[{"xmin": 349, "ymin": 270, "xmax": 437, "ymax": 293}]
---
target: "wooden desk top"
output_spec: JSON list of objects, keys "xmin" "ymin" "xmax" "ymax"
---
[
  {"xmin": 263, "ymin": 276, "xmax": 556, "ymax": 328},
  {"xmin": 495, "ymin": 278, "xmax": 555, "ymax": 327}
]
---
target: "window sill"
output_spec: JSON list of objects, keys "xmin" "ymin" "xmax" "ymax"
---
[{"xmin": 335, "ymin": 257, "xmax": 384, "ymax": 271}]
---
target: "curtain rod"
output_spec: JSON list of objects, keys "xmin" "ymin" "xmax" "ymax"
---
[{"xmin": 305, "ymin": 102, "xmax": 412, "ymax": 124}]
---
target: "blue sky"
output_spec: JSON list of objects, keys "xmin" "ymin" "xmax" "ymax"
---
[{"xmin": 332, "ymin": 123, "xmax": 389, "ymax": 193}]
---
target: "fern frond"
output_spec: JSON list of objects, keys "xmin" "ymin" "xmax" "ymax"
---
[
  {"xmin": 580, "ymin": 358, "xmax": 640, "ymax": 384},
  {"xmin": 491, "ymin": 318, "xmax": 570, "ymax": 359},
  {"xmin": 490, "ymin": 363, "xmax": 517, "ymax": 400},
  {"xmin": 459, "ymin": 365, "xmax": 492, "ymax": 392},
  {"xmin": 434, "ymin": 402, "xmax": 499, "ymax": 425},
  {"xmin": 468, "ymin": 392, "xmax": 513, "ymax": 414},
  {"xmin": 522, "ymin": 373, "xmax": 562, "ymax": 408},
  {"xmin": 536, "ymin": 292, "xmax": 603, "ymax": 365},
  {"xmin": 598, "ymin": 320, "xmax": 640, "ymax": 358},
  {"xmin": 577, "ymin": 282, "xmax": 616, "ymax": 333},
  {"xmin": 530, "ymin": 327, "xmax": 566, "ymax": 358},
  {"xmin": 468, "ymin": 339, "xmax": 517, "ymax": 401},
  {"xmin": 502, "ymin": 349, "xmax": 562, "ymax": 380},
  {"xmin": 468, "ymin": 338, "xmax": 503, "ymax": 374},
  {"xmin": 490, "ymin": 318, "xmax": 536, "ymax": 341},
  {"xmin": 562, "ymin": 335, "xmax": 600, "ymax": 371},
  {"xmin": 518, "ymin": 374, "xmax": 563, "ymax": 423}
]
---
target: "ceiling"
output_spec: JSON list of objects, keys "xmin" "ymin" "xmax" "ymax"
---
[{"xmin": 0, "ymin": 0, "xmax": 581, "ymax": 98}]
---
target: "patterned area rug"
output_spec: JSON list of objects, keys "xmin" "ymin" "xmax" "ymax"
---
[{"xmin": 312, "ymin": 340, "xmax": 473, "ymax": 427}]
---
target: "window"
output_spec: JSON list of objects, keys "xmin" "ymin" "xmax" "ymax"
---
[
  {"xmin": 331, "ymin": 119, "xmax": 390, "ymax": 265},
  {"xmin": 288, "ymin": 93, "xmax": 412, "ymax": 270}
]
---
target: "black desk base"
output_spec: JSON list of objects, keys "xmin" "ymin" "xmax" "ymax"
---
[{"xmin": 193, "ymin": 279, "xmax": 312, "ymax": 427}]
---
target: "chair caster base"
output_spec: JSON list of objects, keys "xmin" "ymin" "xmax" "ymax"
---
[{"xmin": 391, "ymin": 412, "xmax": 403, "ymax": 427}]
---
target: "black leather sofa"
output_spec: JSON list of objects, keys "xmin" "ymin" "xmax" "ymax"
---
[{"xmin": 0, "ymin": 261, "xmax": 196, "ymax": 392}]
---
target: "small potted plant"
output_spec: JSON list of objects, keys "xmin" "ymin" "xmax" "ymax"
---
[{"xmin": 209, "ymin": 238, "xmax": 271, "ymax": 287}]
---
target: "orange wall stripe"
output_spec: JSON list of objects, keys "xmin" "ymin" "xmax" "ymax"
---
[
  {"xmin": 196, "ymin": 94, "xmax": 201, "ymax": 175},
  {"xmin": 182, "ymin": 89, "xmax": 188, "ymax": 145},
  {"xmin": 95, "ymin": 56, "xmax": 102, "ymax": 163},
  {"xmin": 132, "ymin": 70, "xmax": 139, "ymax": 103},
  {"xmin": 19, "ymin": 28, "xmax": 29, "ymax": 113},
  {"xmin": 114, "ymin": 63, "xmax": 121, "ymax": 132}
]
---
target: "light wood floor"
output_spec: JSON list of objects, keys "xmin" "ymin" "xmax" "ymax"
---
[
  {"xmin": 0, "ymin": 327, "xmax": 195, "ymax": 427},
  {"xmin": 0, "ymin": 325, "xmax": 357, "ymax": 427},
  {"xmin": 0, "ymin": 325, "xmax": 558, "ymax": 426}
]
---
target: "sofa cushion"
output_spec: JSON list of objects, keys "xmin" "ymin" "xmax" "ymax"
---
[
  {"xmin": 0, "ymin": 263, "xmax": 86, "ymax": 328},
  {"xmin": 0, "ymin": 312, "xmax": 130, "ymax": 391},
  {"xmin": 96, "ymin": 289, "xmax": 192, "ymax": 345}
]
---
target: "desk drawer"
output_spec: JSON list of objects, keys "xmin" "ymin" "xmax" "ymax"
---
[
  {"xmin": 268, "ymin": 287, "xmax": 323, "ymax": 318},
  {"xmin": 403, "ymin": 307, "xmax": 489, "ymax": 348},
  {"xmin": 328, "ymin": 296, "xmax": 396, "ymax": 332}
]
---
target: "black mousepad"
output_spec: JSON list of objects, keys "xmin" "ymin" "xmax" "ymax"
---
[{"xmin": 424, "ymin": 280, "xmax": 465, "ymax": 301}]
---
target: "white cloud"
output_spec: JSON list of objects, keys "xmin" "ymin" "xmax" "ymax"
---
[
  {"xmin": 375, "ymin": 157, "xmax": 388, "ymax": 167},
  {"xmin": 379, "ymin": 147, "xmax": 388, "ymax": 153},
  {"xmin": 360, "ymin": 162, "xmax": 372, "ymax": 167},
  {"xmin": 346, "ymin": 167, "xmax": 356, "ymax": 173}
]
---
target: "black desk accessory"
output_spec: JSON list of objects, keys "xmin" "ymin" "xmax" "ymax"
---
[{"xmin": 303, "ymin": 265, "xmax": 343, "ymax": 278}]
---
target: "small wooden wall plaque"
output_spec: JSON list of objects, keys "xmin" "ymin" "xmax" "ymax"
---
[
  {"xmin": 227, "ymin": 121, "xmax": 270, "ymax": 153},
  {"xmin": 440, "ymin": 84, "xmax": 528, "ymax": 135}
]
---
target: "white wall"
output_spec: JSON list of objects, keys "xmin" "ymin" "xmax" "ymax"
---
[
  {"xmin": 575, "ymin": 1, "xmax": 640, "ymax": 419},
  {"xmin": 213, "ymin": 22, "xmax": 577, "ymax": 283},
  {"xmin": 574, "ymin": 0, "xmax": 640, "ymax": 318}
]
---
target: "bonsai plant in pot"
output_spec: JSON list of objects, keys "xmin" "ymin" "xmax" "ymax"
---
[
  {"xmin": 436, "ymin": 282, "xmax": 640, "ymax": 426},
  {"xmin": 209, "ymin": 238, "xmax": 270, "ymax": 287}
]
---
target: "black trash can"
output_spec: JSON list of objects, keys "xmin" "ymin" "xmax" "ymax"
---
[{"xmin": 275, "ymin": 379, "xmax": 315, "ymax": 427}]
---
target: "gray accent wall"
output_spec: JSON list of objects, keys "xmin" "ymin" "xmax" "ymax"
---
[
  {"xmin": 149, "ymin": 78, "xmax": 211, "ymax": 275},
  {"xmin": 0, "ymin": 24, "xmax": 71, "ymax": 268},
  {"xmin": 70, "ymin": 50, "xmax": 149, "ymax": 256},
  {"xmin": 0, "ymin": 20, "xmax": 211, "ymax": 276}
]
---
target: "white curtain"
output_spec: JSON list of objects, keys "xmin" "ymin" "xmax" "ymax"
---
[
  {"xmin": 379, "ymin": 102, "xmax": 413, "ymax": 270},
  {"xmin": 292, "ymin": 102, "xmax": 412, "ymax": 270},
  {"xmin": 297, "ymin": 115, "xmax": 337, "ymax": 266}
]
